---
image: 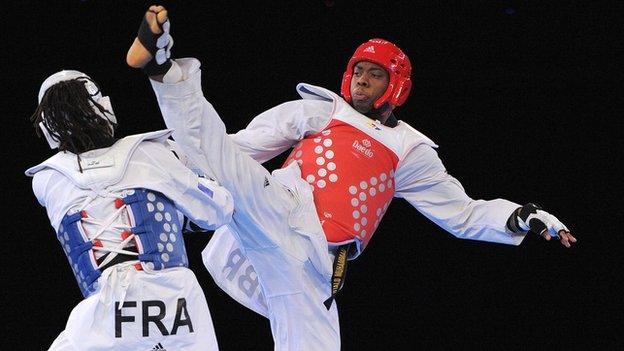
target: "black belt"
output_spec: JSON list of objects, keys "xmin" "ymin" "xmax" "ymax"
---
[{"xmin": 323, "ymin": 243, "xmax": 351, "ymax": 310}]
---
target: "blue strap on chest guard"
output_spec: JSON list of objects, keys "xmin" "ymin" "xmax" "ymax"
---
[
  {"xmin": 58, "ymin": 211, "xmax": 101, "ymax": 297},
  {"xmin": 124, "ymin": 189, "xmax": 188, "ymax": 271}
]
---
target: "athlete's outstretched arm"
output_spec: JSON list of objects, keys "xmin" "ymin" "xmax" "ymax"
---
[{"xmin": 395, "ymin": 144, "xmax": 576, "ymax": 247}]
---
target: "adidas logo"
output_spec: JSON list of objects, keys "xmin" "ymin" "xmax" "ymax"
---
[
  {"xmin": 150, "ymin": 343, "xmax": 166, "ymax": 351},
  {"xmin": 363, "ymin": 45, "xmax": 375, "ymax": 53},
  {"xmin": 263, "ymin": 176, "xmax": 270, "ymax": 187}
]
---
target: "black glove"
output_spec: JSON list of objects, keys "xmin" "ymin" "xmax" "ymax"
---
[
  {"xmin": 137, "ymin": 12, "xmax": 173, "ymax": 76},
  {"xmin": 506, "ymin": 203, "xmax": 569, "ymax": 238}
]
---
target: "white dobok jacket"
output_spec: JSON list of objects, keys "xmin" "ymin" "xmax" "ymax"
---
[{"xmin": 156, "ymin": 58, "xmax": 526, "ymax": 261}]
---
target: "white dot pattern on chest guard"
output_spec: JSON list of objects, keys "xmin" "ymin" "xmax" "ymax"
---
[
  {"xmin": 148, "ymin": 196, "xmax": 181, "ymax": 258},
  {"xmin": 292, "ymin": 130, "xmax": 340, "ymax": 190},
  {"xmin": 284, "ymin": 120, "xmax": 403, "ymax": 249},
  {"xmin": 348, "ymin": 170, "xmax": 395, "ymax": 238},
  {"xmin": 141, "ymin": 191, "xmax": 186, "ymax": 269}
]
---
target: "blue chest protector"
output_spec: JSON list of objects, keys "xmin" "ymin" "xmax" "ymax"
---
[{"xmin": 57, "ymin": 189, "xmax": 189, "ymax": 297}]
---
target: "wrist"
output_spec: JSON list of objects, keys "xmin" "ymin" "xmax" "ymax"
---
[{"xmin": 506, "ymin": 207, "xmax": 524, "ymax": 233}]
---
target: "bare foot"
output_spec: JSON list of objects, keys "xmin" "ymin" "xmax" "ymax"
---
[{"xmin": 126, "ymin": 5, "xmax": 169, "ymax": 68}]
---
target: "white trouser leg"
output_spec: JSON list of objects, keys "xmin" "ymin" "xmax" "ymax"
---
[
  {"xmin": 266, "ymin": 259, "xmax": 341, "ymax": 351},
  {"xmin": 154, "ymin": 68, "xmax": 339, "ymax": 349}
]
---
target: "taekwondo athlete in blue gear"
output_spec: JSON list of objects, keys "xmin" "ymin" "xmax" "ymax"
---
[{"xmin": 26, "ymin": 68, "xmax": 233, "ymax": 351}]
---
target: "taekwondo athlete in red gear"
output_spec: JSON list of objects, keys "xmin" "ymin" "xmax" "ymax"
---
[
  {"xmin": 26, "ymin": 68, "xmax": 234, "ymax": 351},
  {"xmin": 127, "ymin": 6, "xmax": 576, "ymax": 350}
]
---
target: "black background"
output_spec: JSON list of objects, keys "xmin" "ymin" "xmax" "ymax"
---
[{"xmin": 3, "ymin": 1, "xmax": 622, "ymax": 350}]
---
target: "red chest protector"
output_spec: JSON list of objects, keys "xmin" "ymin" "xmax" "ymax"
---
[
  {"xmin": 283, "ymin": 84, "xmax": 436, "ymax": 257},
  {"xmin": 284, "ymin": 119, "xmax": 398, "ymax": 251}
]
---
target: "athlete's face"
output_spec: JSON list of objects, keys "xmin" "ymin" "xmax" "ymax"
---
[{"xmin": 349, "ymin": 61, "xmax": 389, "ymax": 114}]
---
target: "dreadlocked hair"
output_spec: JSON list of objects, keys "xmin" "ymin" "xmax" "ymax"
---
[{"xmin": 30, "ymin": 78, "xmax": 116, "ymax": 154}]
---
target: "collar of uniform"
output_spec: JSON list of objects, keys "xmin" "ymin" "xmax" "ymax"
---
[{"xmin": 383, "ymin": 113, "xmax": 398, "ymax": 127}]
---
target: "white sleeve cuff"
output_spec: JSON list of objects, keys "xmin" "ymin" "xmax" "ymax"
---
[{"xmin": 150, "ymin": 57, "xmax": 203, "ymax": 98}]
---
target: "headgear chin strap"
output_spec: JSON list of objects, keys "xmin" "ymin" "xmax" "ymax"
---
[
  {"xmin": 341, "ymin": 38, "xmax": 412, "ymax": 109},
  {"xmin": 37, "ymin": 70, "xmax": 117, "ymax": 149}
]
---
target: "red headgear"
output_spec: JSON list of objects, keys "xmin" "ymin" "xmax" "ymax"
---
[{"xmin": 341, "ymin": 38, "xmax": 412, "ymax": 109}]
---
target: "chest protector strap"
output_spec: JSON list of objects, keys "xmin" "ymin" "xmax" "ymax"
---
[
  {"xmin": 123, "ymin": 189, "xmax": 189, "ymax": 271},
  {"xmin": 59, "ymin": 211, "xmax": 102, "ymax": 296}
]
